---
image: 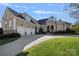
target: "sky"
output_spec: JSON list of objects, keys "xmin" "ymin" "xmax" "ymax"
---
[{"xmin": 0, "ymin": 3, "xmax": 78, "ymax": 25}]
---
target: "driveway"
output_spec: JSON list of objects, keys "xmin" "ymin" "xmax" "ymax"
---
[{"xmin": 0, "ymin": 35, "xmax": 43, "ymax": 56}]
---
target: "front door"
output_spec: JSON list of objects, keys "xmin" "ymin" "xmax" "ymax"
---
[{"xmin": 51, "ymin": 25, "xmax": 54, "ymax": 32}]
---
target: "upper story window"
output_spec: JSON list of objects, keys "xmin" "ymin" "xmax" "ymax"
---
[{"xmin": 26, "ymin": 15, "xmax": 31, "ymax": 21}]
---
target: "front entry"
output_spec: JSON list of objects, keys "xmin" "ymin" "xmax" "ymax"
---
[
  {"xmin": 47, "ymin": 25, "xmax": 54, "ymax": 32},
  {"xmin": 51, "ymin": 25, "xmax": 54, "ymax": 32}
]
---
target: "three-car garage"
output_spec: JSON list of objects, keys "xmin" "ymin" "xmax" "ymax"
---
[{"xmin": 17, "ymin": 26, "xmax": 35, "ymax": 36}]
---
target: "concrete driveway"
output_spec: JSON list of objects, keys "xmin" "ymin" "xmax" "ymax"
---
[{"xmin": 0, "ymin": 35, "xmax": 43, "ymax": 56}]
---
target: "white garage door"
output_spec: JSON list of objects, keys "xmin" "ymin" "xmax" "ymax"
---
[
  {"xmin": 17, "ymin": 26, "xmax": 26, "ymax": 36},
  {"xmin": 17, "ymin": 26, "xmax": 35, "ymax": 36}
]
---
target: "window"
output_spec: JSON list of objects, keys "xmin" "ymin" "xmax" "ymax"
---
[
  {"xmin": 51, "ymin": 25, "xmax": 54, "ymax": 30},
  {"xmin": 9, "ymin": 20, "xmax": 13, "ymax": 30},
  {"xmin": 47, "ymin": 26, "xmax": 50, "ymax": 32}
]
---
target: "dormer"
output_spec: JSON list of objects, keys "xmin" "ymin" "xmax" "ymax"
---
[
  {"xmin": 57, "ymin": 19, "xmax": 62, "ymax": 23},
  {"xmin": 47, "ymin": 16, "xmax": 56, "ymax": 22}
]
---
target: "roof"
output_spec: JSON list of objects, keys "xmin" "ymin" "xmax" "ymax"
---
[
  {"xmin": 38, "ymin": 18, "xmax": 48, "ymax": 25},
  {"xmin": 38, "ymin": 17, "xmax": 71, "ymax": 25},
  {"xmin": 6, "ymin": 7, "xmax": 71, "ymax": 25},
  {"xmin": 7, "ymin": 7, "xmax": 25, "ymax": 20},
  {"xmin": 6, "ymin": 7, "xmax": 38, "ymax": 24},
  {"xmin": 30, "ymin": 19, "xmax": 38, "ymax": 24},
  {"xmin": 64, "ymin": 22, "xmax": 71, "ymax": 25}
]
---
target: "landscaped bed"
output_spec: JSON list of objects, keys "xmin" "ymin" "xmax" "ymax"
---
[
  {"xmin": 18, "ymin": 37, "xmax": 79, "ymax": 56},
  {"xmin": 0, "ymin": 33, "xmax": 21, "ymax": 46},
  {"xmin": 0, "ymin": 37, "xmax": 19, "ymax": 46}
]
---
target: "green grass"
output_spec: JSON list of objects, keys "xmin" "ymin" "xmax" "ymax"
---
[
  {"xmin": 0, "ymin": 37, "xmax": 19, "ymax": 46},
  {"xmin": 22, "ymin": 37, "xmax": 79, "ymax": 56}
]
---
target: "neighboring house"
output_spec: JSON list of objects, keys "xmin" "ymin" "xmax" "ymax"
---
[
  {"xmin": 38, "ymin": 16, "xmax": 72, "ymax": 33},
  {"xmin": 2, "ymin": 7, "xmax": 39, "ymax": 35},
  {"xmin": 2, "ymin": 7, "xmax": 72, "ymax": 36}
]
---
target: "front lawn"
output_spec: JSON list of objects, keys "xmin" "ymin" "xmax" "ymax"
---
[{"xmin": 20, "ymin": 37, "xmax": 79, "ymax": 56}]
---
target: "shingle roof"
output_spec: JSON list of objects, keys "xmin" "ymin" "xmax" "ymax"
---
[
  {"xmin": 6, "ymin": 7, "xmax": 71, "ymax": 25},
  {"xmin": 7, "ymin": 7, "xmax": 39, "ymax": 24},
  {"xmin": 16, "ymin": 14, "xmax": 25, "ymax": 20},
  {"xmin": 64, "ymin": 22, "xmax": 71, "ymax": 25},
  {"xmin": 7, "ymin": 7, "xmax": 25, "ymax": 20},
  {"xmin": 38, "ymin": 18, "xmax": 48, "ymax": 25},
  {"xmin": 30, "ymin": 19, "xmax": 38, "ymax": 24}
]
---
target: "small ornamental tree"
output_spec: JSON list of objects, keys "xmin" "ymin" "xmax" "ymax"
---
[{"xmin": 72, "ymin": 24, "xmax": 79, "ymax": 33}]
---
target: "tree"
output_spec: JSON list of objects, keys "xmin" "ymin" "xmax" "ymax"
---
[
  {"xmin": 72, "ymin": 24, "xmax": 79, "ymax": 33},
  {"xmin": 66, "ymin": 3, "xmax": 79, "ymax": 33}
]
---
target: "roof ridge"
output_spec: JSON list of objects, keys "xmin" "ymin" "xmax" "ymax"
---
[
  {"xmin": 6, "ymin": 7, "xmax": 26, "ymax": 20},
  {"xmin": 7, "ymin": 7, "xmax": 18, "ymax": 14}
]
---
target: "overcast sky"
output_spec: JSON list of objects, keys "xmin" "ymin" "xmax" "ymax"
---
[{"xmin": 0, "ymin": 3, "xmax": 78, "ymax": 24}]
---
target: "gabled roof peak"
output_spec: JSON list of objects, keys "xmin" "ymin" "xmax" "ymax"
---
[
  {"xmin": 5, "ymin": 7, "xmax": 26, "ymax": 20},
  {"xmin": 4, "ymin": 7, "xmax": 38, "ymax": 24}
]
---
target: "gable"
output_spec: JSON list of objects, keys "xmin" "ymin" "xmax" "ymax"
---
[
  {"xmin": 47, "ymin": 16, "xmax": 56, "ymax": 22},
  {"xmin": 2, "ymin": 7, "xmax": 39, "ymax": 25},
  {"xmin": 2, "ymin": 7, "xmax": 14, "ymax": 20}
]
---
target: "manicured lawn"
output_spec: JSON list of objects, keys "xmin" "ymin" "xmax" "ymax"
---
[
  {"xmin": 0, "ymin": 37, "xmax": 19, "ymax": 46},
  {"xmin": 21, "ymin": 37, "xmax": 79, "ymax": 56}
]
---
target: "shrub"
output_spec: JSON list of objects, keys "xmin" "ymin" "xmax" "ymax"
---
[
  {"xmin": 53, "ymin": 30, "xmax": 75, "ymax": 34},
  {"xmin": 43, "ymin": 32, "xmax": 47, "ymax": 34},
  {"xmin": 53, "ymin": 31, "xmax": 65, "ymax": 34},
  {"xmin": 16, "ymin": 52, "xmax": 29, "ymax": 56},
  {"xmin": 39, "ymin": 27, "xmax": 44, "ymax": 34},
  {"xmin": 0, "ymin": 33, "xmax": 21, "ymax": 39},
  {"xmin": 0, "ymin": 28, "xmax": 3, "ymax": 34},
  {"xmin": 71, "ymin": 24, "xmax": 79, "ymax": 33}
]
